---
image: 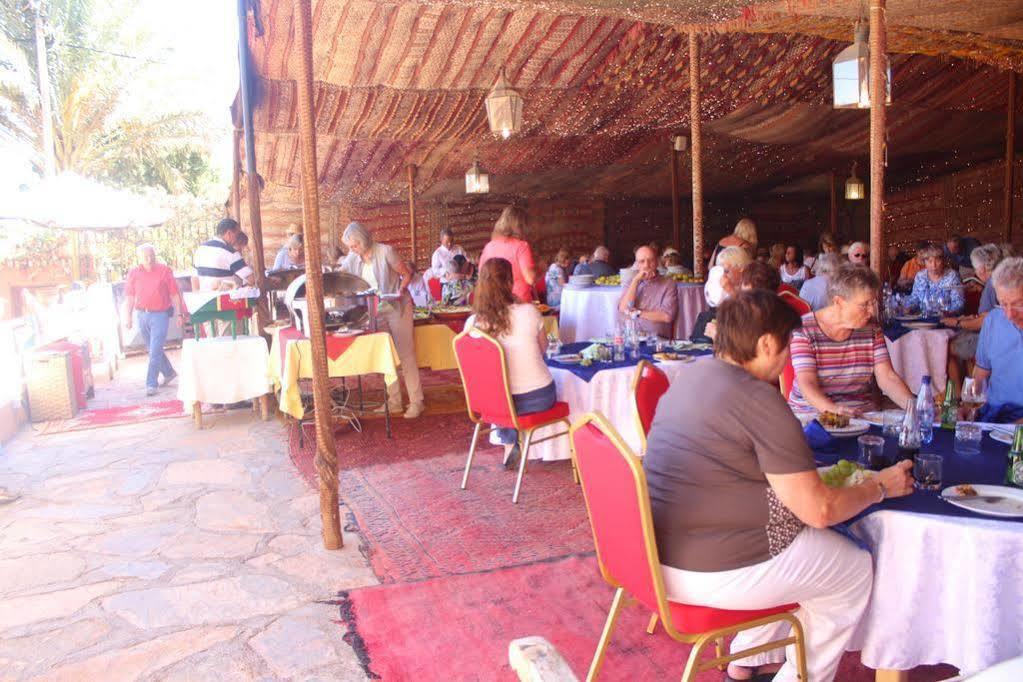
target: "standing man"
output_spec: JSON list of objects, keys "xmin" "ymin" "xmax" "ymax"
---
[
  {"xmin": 123, "ymin": 244, "xmax": 186, "ymax": 396},
  {"xmin": 430, "ymin": 228, "xmax": 466, "ymax": 280},
  {"xmin": 194, "ymin": 218, "xmax": 254, "ymax": 291},
  {"xmin": 618, "ymin": 245, "xmax": 679, "ymax": 338}
]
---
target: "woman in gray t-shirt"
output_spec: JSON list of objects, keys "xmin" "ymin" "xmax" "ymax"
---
[{"xmin": 643, "ymin": 290, "xmax": 913, "ymax": 682}]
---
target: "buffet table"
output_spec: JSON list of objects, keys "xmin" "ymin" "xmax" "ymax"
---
[
  {"xmin": 558, "ymin": 284, "xmax": 706, "ymax": 343},
  {"xmin": 813, "ymin": 427, "xmax": 1023, "ymax": 679},
  {"xmin": 177, "ymin": 335, "xmax": 272, "ymax": 428}
]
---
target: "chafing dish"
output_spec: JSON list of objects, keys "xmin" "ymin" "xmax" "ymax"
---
[
  {"xmin": 283, "ymin": 272, "xmax": 380, "ymax": 336},
  {"xmin": 264, "ymin": 268, "xmax": 307, "ymax": 321}
]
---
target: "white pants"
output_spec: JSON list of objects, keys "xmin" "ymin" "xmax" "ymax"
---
[
  {"xmin": 661, "ymin": 527, "xmax": 872, "ymax": 682},
  {"xmin": 379, "ymin": 297, "xmax": 423, "ymax": 409}
]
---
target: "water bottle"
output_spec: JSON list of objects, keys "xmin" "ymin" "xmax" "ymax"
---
[{"xmin": 916, "ymin": 375, "xmax": 935, "ymax": 445}]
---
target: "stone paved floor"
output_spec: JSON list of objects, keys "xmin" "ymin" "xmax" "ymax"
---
[{"xmin": 0, "ymin": 354, "xmax": 377, "ymax": 681}]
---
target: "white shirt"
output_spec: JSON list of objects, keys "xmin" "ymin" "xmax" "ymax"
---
[
  {"xmin": 704, "ymin": 266, "xmax": 726, "ymax": 307},
  {"xmin": 779, "ymin": 264, "xmax": 809, "ymax": 284},
  {"xmin": 431, "ymin": 244, "xmax": 466, "ymax": 279},
  {"xmin": 407, "ymin": 274, "xmax": 431, "ymax": 307},
  {"xmin": 465, "ymin": 304, "xmax": 551, "ymax": 395},
  {"xmin": 194, "ymin": 237, "xmax": 253, "ymax": 291}
]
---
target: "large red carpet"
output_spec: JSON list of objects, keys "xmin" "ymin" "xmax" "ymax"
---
[
  {"xmin": 339, "ymin": 554, "xmax": 956, "ymax": 681},
  {"xmin": 35, "ymin": 399, "xmax": 188, "ymax": 434}
]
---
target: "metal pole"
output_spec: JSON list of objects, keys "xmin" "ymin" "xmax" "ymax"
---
[
  {"xmin": 688, "ymin": 32, "xmax": 705, "ymax": 279},
  {"xmin": 237, "ymin": 0, "xmax": 267, "ymax": 297},
  {"xmin": 33, "ymin": 2, "xmax": 56, "ymax": 178},
  {"xmin": 1004, "ymin": 72, "xmax": 1016, "ymax": 242},
  {"xmin": 868, "ymin": 0, "xmax": 887, "ymax": 275},
  {"xmin": 670, "ymin": 140, "xmax": 681, "ymax": 252},
  {"xmin": 408, "ymin": 164, "xmax": 417, "ymax": 266},
  {"xmin": 293, "ymin": 0, "xmax": 343, "ymax": 551}
]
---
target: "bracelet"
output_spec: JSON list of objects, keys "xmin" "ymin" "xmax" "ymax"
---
[{"xmin": 876, "ymin": 480, "xmax": 887, "ymax": 503}]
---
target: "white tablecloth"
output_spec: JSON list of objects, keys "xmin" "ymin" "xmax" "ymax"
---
[
  {"xmin": 885, "ymin": 328, "xmax": 955, "ymax": 393},
  {"xmin": 849, "ymin": 510, "xmax": 1023, "ymax": 675},
  {"xmin": 558, "ymin": 284, "xmax": 707, "ymax": 343},
  {"xmin": 177, "ymin": 336, "xmax": 271, "ymax": 406},
  {"xmin": 525, "ymin": 359, "xmax": 696, "ymax": 461}
]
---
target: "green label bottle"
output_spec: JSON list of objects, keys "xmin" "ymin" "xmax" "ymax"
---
[
  {"xmin": 1006, "ymin": 425, "xmax": 1023, "ymax": 488},
  {"xmin": 940, "ymin": 379, "xmax": 958, "ymax": 431}
]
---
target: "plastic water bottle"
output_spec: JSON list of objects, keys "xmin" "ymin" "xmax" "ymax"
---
[{"xmin": 916, "ymin": 375, "xmax": 935, "ymax": 445}]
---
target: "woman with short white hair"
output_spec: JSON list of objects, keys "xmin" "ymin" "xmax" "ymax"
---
[
  {"xmin": 799, "ymin": 253, "xmax": 841, "ymax": 311},
  {"xmin": 911, "ymin": 243, "xmax": 964, "ymax": 313},
  {"xmin": 273, "ymin": 234, "xmax": 304, "ymax": 270},
  {"xmin": 339, "ymin": 222, "xmax": 424, "ymax": 419},
  {"xmin": 704, "ymin": 245, "xmax": 752, "ymax": 307}
]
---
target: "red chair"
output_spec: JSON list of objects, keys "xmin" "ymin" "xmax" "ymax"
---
[
  {"xmin": 778, "ymin": 291, "xmax": 811, "ymax": 399},
  {"xmin": 631, "ymin": 360, "xmax": 669, "ymax": 454},
  {"xmin": 777, "ymin": 283, "xmax": 800, "ymax": 296},
  {"xmin": 570, "ymin": 413, "xmax": 807, "ymax": 681},
  {"xmin": 778, "ymin": 289, "xmax": 812, "ymax": 316},
  {"xmin": 453, "ymin": 328, "xmax": 573, "ymax": 503},
  {"xmin": 428, "ymin": 277, "xmax": 443, "ymax": 302}
]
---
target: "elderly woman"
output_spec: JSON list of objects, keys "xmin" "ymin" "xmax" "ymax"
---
[
  {"xmin": 478, "ymin": 206, "xmax": 537, "ymax": 303},
  {"xmin": 972, "ymin": 257, "xmax": 1023, "ymax": 423},
  {"xmin": 799, "ymin": 253, "xmax": 840, "ymax": 311},
  {"xmin": 644, "ymin": 290, "xmax": 913, "ymax": 682},
  {"xmin": 911, "ymin": 243, "xmax": 964, "ymax": 314},
  {"xmin": 788, "ymin": 265, "xmax": 914, "ymax": 416},
  {"xmin": 704, "ymin": 245, "xmax": 752, "ymax": 307},
  {"xmin": 272, "ymin": 234, "xmax": 304, "ymax": 270},
  {"xmin": 465, "ymin": 259, "xmax": 554, "ymax": 466},
  {"xmin": 941, "ymin": 244, "xmax": 1005, "ymax": 390},
  {"xmin": 340, "ymin": 222, "xmax": 424, "ymax": 419}
]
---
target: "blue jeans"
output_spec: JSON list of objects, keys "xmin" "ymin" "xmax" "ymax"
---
[
  {"xmin": 494, "ymin": 382, "xmax": 557, "ymax": 445},
  {"xmin": 138, "ymin": 310, "xmax": 175, "ymax": 389}
]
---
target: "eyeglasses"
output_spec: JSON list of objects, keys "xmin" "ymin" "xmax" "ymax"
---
[{"xmin": 850, "ymin": 253, "xmax": 867, "ymax": 259}]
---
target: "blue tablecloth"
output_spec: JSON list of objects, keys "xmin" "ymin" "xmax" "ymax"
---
[
  {"xmin": 884, "ymin": 316, "xmax": 944, "ymax": 342},
  {"xmin": 814, "ymin": 426, "xmax": 1020, "ymax": 523},
  {"xmin": 545, "ymin": 341, "xmax": 711, "ymax": 382}
]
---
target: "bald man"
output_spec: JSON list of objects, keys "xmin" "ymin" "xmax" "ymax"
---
[{"xmin": 618, "ymin": 245, "xmax": 679, "ymax": 338}]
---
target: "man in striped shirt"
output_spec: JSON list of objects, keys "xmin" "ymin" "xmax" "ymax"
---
[{"xmin": 193, "ymin": 218, "xmax": 254, "ymax": 291}]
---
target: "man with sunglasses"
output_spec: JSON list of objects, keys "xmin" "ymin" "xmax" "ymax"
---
[{"xmin": 847, "ymin": 241, "xmax": 869, "ymax": 266}]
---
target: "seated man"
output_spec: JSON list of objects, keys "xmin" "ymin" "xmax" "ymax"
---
[
  {"xmin": 575, "ymin": 245, "xmax": 616, "ymax": 278},
  {"xmin": 618, "ymin": 245, "xmax": 678, "ymax": 338},
  {"xmin": 973, "ymin": 257, "xmax": 1023, "ymax": 423}
]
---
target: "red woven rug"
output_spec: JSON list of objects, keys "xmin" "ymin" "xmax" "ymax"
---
[
  {"xmin": 35, "ymin": 400, "xmax": 188, "ymax": 435},
  {"xmin": 339, "ymin": 554, "xmax": 957, "ymax": 681}
]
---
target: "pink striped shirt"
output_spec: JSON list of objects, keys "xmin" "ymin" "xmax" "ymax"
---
[{"xmin": 787, "ymin": 312, "xmax": 889, "ymax": 413}]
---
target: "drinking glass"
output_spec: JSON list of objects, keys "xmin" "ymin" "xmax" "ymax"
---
[
  {"xmin": 882, "ymin": 409, "xmax": 904, "ymax": 439},
  {"xmin": 913, "ymin": 453, "xmax": 943, "ymax": 490},
  {"xmin": 857, "ymin": 434, "xmax": 886, "ymax": 471},
  {"xmin": 961, "ymin": 378, "xmax": 988, "ymax": 415},
  {"xmin": 654, "ymin": 337, "xmax": 667, "ymax": 353},
  {"xmin": 954, "ymin": 423, "xmax": 983, "ymax": 455},
  {"xmin": 612, "ymin": 339, "xmax": 625, "ymax": 362}
]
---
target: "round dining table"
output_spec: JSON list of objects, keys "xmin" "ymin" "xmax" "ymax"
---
[
  {"xmin": 813, "ymin": 424, "xmax": 1023, "ymax": 680},
  {"xmin": 558, "ymin": 283, "xmax": 707, "ymax": 343}
]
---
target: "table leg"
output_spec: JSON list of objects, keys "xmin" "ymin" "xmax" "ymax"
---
[
  {"xmin": 192, "ymin": 402, "xmax": 203, "ymax": 429},
  {"xmin": 875, "ymin": 670, "xmax": 908, "ymax": 682},
  {"xmin": 260, "ymin": 394, "xmax": 270, "ymax": 421}
]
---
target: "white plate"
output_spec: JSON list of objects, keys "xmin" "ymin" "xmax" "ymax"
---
[
  {"xmin": 823, "ymin": 418, "xmax": 871, "ymax": 437},
  {"xmin": 902, "ymin": 321, "xmax": 939, "ymax": 330},
  {"xmin": 991, "ymin": 428, "xmax": 1014, "ymax": 445},
  {"xmin": 894, "ymin": 314, "xmax": 922, "ymax": 321},
  {"xmin": 941, "ymin": 484, "xmax": 1023, "ymax": 517},
  {"xmin": 552, "ymin": 354, "xmax": 582, "ymax": 364}
]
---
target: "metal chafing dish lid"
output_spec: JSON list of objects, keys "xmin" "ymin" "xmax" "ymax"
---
[
  {"xmin": 283, "ymin": 272, "xmax": 373, "ymax": 310},
  {"xmin": 264, "ymin": 268, "xmax": 307, "ymax": 292}
]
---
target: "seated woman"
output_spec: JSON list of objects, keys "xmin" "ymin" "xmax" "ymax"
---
[
  {"xmin": 544, "ymin": 248, "xmax": 571, "ymax": 307},
  {"xmin": 702, "ymin": 262, "xmax": 780, "ymax": 341},
  {"xmin": 788, "ymin": 265, "xmax": 914, "ymax": 416},
  {"xmin": 644, "ymin": 290, "xmax": 913, "ymax": 682},
  {"xmin": 973, "ymin": 257, "xmax": 1023, "ymax": 423},
  {"xmin": 911, "ymin": 243, "xmax": 965, "ymax": 314},
  {"xmin": 464, "ymin": 258, "xmax": 555, "ymax": 465},
  {"xmin": 693, "ymin": 246, "xmax": 751, "ymax": 342},
  {"xmin": 779, "ymin": 244, "xmax": 809, "ymax": 291},
  {"xmin": 441, "ymin": 255, "xmax": 474, "ymax": 305}
]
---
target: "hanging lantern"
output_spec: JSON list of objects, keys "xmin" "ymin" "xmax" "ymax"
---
[
  {"xmin": 465, "ymin": 160, "xmax": 490, "ymax": 194},
  {"xmin": 845, "ymin": 162, "xmax": 865, "ymax": 200},
  {"xmin": 832, "ymin": 22, "xmax": 892, "ymax": 109},
  {"xmin": 485, "ymin": 68, "xmax": 523, "ymax": 139}
]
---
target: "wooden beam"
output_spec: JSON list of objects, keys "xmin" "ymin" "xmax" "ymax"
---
[
  {"xmin": 231, "ymin": 129, "xmax": 242, "ymax": 222},
  {"xmin": 1004, "ymin": 71, "xmax": 1016, "ymax": 242},
  {"xmin": 293, "ymin": 0, "xmax": 343, "ymax": 551},
  {"xmin": 689, "ymin": 32, "xmax": 705, "ymax": 279},
  {"xmin": 408, "ymin": 164, "xmax": 417, "ymax": 266},
  {"xmin": 868, "ymin": 0, "xmax": 887, "ymax": 275},
  {"xmin": 829, "ymin": 171, "xmax": 839, "ymax": 239},
  {"xmin": 670, "ymin": 139, "xmax": 681, "ymax": 253}
]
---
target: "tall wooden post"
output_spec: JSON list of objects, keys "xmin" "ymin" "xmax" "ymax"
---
[
  {"xmin": 407, "ymin": 164, "xmax": 417, "ymax": 266},
  {"xmin": 237, "ymin": 0, "xmax": 267, "ymax": 301},
  {"xmin": 689, "ymin": 32, "xmax": 705, "ymax": 278},
  {"xmin": 829, "ymin": 171, "xmax": 839, "ymax": 239},
  {"xmin": 231, "ymin": 129, "xmax": 242, "ymax": 221},
  {"xmin": 1004, "ymin": 72, "xmax": 1016, "ymax": 242},
  {"xmin": 868, "ymin": 0, "xmax": 887, "ymax": 275},
  {"xmin": 293, "ymin": 0, "xmax": 343, "ymax": 551},
  {"xmin": 670, "ymin": 139, "xmax": 681, "ymax": 251},
  {"xmin": 33, "ymin": 1, "xmax": 56, "ymax": 178}
]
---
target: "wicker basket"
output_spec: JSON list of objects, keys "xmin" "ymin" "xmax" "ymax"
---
[{"xmin": 27, "ymin": 351, "xmax": 77, "ymax": 422}]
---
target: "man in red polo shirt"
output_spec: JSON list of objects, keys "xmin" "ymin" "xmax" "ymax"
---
[{"xmin": 123, "ymin": 244, "xmax": 187, "ymax": 396}]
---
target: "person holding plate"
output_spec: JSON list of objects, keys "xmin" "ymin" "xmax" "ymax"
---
[{"xmin": 788, "ymin": 265, "xmax": 914, "ymax": 416}]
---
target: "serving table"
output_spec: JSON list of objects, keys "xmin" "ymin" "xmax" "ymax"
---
[
  {"xmin": 813, "ymin": 427, "xmax": 1022, "ymax": 680},
  {"xmin": 413, "ymin": 314, "xmax": 559, "ymax": 372},
  {"xmin": 558, "ymin": 283, "xmax": 706, "ymax": 343},
  {"xmin": 177, "ymin": 335, "xmax": 272, "ymax": 428}
]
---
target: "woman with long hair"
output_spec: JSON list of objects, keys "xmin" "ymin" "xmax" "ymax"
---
[
  {"xmin": 465, "ymin": 258, "xmax": 555, "ymax": 466},
  {"xmin": 478, "ymin": 205, "xmax": 537, "ymax": 302}
]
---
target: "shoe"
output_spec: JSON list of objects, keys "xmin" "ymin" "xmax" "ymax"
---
[
  {"xmin": 161, "ymin": 371, "xmax": 177, "ymax": 387},
  {"xmin": 403, "ymin": 402, "xmax": 425, "ymax": 419},
  {"xmin": 373, "ymin": 403, "xmax": 402, "ymax": 414},
  {"xmin": 146, "ymin": 386, "xmax": 158, "ymax": 396},
  {"xmin": 504, "ymin": 443, "xmax": 521, "ymax": 470}
]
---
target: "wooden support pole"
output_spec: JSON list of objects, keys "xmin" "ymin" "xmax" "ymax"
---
[
  {"xmin": 231, "ymin": 129, "xmax": 242, "ymax": 221},
  {"xmin": 689, "ymin": 32, "xmax": 705, "ymax": 279},
  {"xmin": 670, "ymin": 140, "xmax": 681, "ymax": 252},
  {"xmin": 868, "ymin": 0, "xmax": 887, "ymax": 275},
  {"xmin": 408, "ymin": 164, "xmax": 417, "ymax": 266},
  {"xmin": 829, "ymin": 171, "xmax": 839, "ymax": 239},
  {"xmin": 1004, "ymin": 71, "xmax": 1016, "ymax": 242},
  {"xmin": 293, "ymin": 0, "xmax": 343, "ymax": 551}
]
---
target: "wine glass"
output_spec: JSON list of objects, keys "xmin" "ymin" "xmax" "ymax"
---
[{"xmin": 936, "ymin": 288, "xmax": 953, "ymax": 317}]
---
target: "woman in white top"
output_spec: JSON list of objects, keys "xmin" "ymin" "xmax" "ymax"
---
[
  {"xmin": 465, "ymin": 258, "xmax": 554, "ymax": 467},
  {"xmin": 779, "ymin": 244, "xmax": 809, "ymax": 290},
  {"xmin": 340, "ymin": 222, "xmax": 425, "ymax": 419}
]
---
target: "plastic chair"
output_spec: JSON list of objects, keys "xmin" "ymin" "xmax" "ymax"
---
[
  {"xmin": 428, "ymin": 277, "xmax": 443, "ymax": 302},
  {"xmin": 569, "ymin": 413, "xmax": 808, "ymax": 681},
  {"xmin": 453, "ymin": 328, "xmax": 573, "ymax": 503},
  {"xmin": 631, "ymin": 360, "xmax": 669, "ymax": 454}
]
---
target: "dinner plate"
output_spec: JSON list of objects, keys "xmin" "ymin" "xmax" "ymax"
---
[
  {"xmin": 902, "ymin": 321, "xmax": 939, "ymax": 330},
  {"xmin": 823, "ymin": 418, "xmax": 871, "ymax": 437},
  {"xmin": 940, "ymin": 484, "xmax": 1023, "ymax": 517},
  {"xmin": 894, "ymin": 314, "xmax": 922, "ymax": 321},
  {"xmin": 991, "ymin": 428, "xmax": 1014, "ymax": 445},
  {"xmin": 553, "ymin": 354, "xmax": 583, "ymax": 364}
]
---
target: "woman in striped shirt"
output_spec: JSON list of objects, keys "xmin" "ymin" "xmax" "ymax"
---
[{"xmin": 788, "ymin": 265, "xmax": 915, "ymax": 416}]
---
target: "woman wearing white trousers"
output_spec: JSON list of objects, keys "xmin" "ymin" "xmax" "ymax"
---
[
  {"xmin": 643, "ymin": 290, "xmax": 914, "ymax": 681},
  {"xmin": 340, "ymin": 222, "xmax": 424, "ymax": 419}
]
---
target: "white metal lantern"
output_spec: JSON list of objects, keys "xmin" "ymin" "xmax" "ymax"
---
[
  {"xmin": 485, "ymin": 68, "xmax": 523, "ymax": 139},
  {"xmin": 672, "ymin": 134, "xmax": 689, "ymax": 152},
  {"xmin": 832, "ymin": 22, "xmax": 892, "ymax": 109},
  {"xmin": 845, "ymin": 162, "xmax": 865, "ymax": 200},
  {"xmin": 465, "ymin": 160, "xmax": 490, "ymax": 194}
]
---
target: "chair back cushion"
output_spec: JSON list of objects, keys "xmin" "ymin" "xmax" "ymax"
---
[
  {"xmin": 428, "ymin": 278, "xmax": 443, "ymax": 302},
  {"xmin": 571, "ymin": 417, "xmax": 663, "ymax": 613},
  {"xmin": 453, "ymin": 330, "xmax": 516, "ymax": 427},
  {"xmin": 635, "ymin": 362, "xmax": 670, "ymax": 437},
  {"xmin": 779, "ymin": 290, "xmax": 812, "ymax": 316}
]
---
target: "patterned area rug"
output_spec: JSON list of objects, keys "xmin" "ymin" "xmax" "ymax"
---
[{"xmin": 34, "ymin": 400, "xmax": 189, "ymax": 435}]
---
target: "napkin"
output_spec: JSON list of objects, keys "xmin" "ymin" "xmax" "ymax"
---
[{"xmin": 804, "ymin": 419, "xmax": 837, "ymax": 452}]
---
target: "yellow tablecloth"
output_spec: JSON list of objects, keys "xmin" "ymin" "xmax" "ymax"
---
[
  {"xmin": 543, "ymin": 316, "xmax": 560, "ymax": 338},
  {"xmin": 268, "ymin": 328, "xmax": 401, "ymax": 419},
  {"xmin": 414, "ymin": 324, "xmax": 458, "ymax": 371}
]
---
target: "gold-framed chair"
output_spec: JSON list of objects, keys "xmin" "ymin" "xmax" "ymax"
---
[{"xmin": 631, "ymin": 359, "xmax": 670, "ymax": 454}]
